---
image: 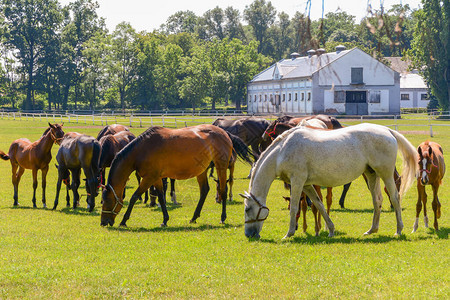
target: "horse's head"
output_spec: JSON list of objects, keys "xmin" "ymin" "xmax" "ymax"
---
[
  {"xmin": 417, "ymin": 143, "xmax": 435, "ymax": 185},
  {"xmin": 100, "ymin": 184, "xmax": 123, "ymax": 226},
  {"xmin": 48, "ymin": 123, "xmax": 65, "ymax": 145},
  {"xmin": 262, "ymin": 120, "xmax": 278, "ymax": 141},
  {"xmin": 240, "ymin": 191, "xmax": 269, "ymax": 239}
]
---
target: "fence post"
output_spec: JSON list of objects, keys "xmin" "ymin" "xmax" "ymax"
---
[
  {"xmin": 162, "ymin": 116, "xmax": 165, "ymax": 127},
  {"xmin": 92, "ymin": 115, "xmax": 95, "ymax": 125},
  {"xmin": 139, "ymin": 117, "xmax": 142, "ymax": 127},
  {"xmin": 174, "ymin": 117, "xmax": 177, "ymax": 128},
  {"xmin": 394, "ymin": 115, "xmax": 398, "ymax": 131},
  {"xmin": 430, "ymin": 124, "xmax": 434, "ymax": 137},
  {"xmin": 129, "ymin": 114, "xmax": 132, "ymax": 127}
]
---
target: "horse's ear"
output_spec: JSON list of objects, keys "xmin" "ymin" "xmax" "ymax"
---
[
  {"xmin": 239, "ymin": 191, "xmax": 251, "ymax": 200},
  {"xmin": 428, "ymin": 146, "xmax": 433, "ymax": 156},
  {"xmin": 48, "ymin": 122, "xmax": 55, "ymax": 129},
  {"xmin": 417, "ymin": 146, "xmax": 422, "ymax": 157},
  {"xmin": 61, "ymin": 122, "xmax": 64, "ymax": 127}
]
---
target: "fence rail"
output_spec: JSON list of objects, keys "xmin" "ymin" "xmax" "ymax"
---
[{"xmin": 1, "ymin": 111, "xmax": 449, "ymax": 137}]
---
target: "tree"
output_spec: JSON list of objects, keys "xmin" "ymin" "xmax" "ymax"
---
[
  {"xmin": 162, "ymin": 10, "xmax": 198, "ymax": 35},
  {"xmin": 107, "ymin": 22, "xmax": 138, "ymax": 110},
  {"xmin": 2, "ymin": 0, "xmax": 62, "ymax": 110},
  {"xmin": 203, "ymin": 6, "xmax": 225, "ymax": 40},
  {"xmin": 224, "ymin": 7, "xmax": 246, "ymax": 41},
  {"xmin": 244, "ymin": 0, "xmax": 276, "ymax": 54},
  {"xmin": 408, "ymin": 0, "xmax": 449, "ymax": 110}
]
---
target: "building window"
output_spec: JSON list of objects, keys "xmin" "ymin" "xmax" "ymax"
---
[
  {"xmin": 259, "ymin": 95, "xmax": 262, "ymax": 102},
  {"xmin": 401, "ymin": 94, "xmax": 410, "ymax": 100},
  {"xmin": 254, "ymin": 95, "xmax": 257, "ymax": 102},
  {"xmin": 282, "ymin": 94, "xmax": 286, "ymax": 102},
  {"xmin": 295, "ymin": 93, "xmax": 298, "ymax": 101},
  {"xmin": 301, "ymin": 93, "xmax": 305, "ymax": 101},
  {"xmin": 307, "ymin": 92, "xmax": 311, "ymax": 101},
  {"xmin": 421, "ymin": 93, "xmax": 429, "ymax": 100},
  {"xmin": 334, "ymin": 91, "xmax": 345, "ymax": 103},
  {"xmin": 264, "ymin": 95, "xmax": 267, "ymax": 102},
  {"xmin": 288, "ymin": 93, "xmax": 292, "ymax": 101},
  {"xmin": 351, "ymin": 67, "xmax": 364, "ymax": 84},
  {"xmin": 369, "ymin": 90, "xmax": 381, "ymax": 103}
]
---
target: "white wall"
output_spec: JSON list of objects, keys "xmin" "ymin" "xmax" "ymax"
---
[
  {"xmin": 317, "ymin": 48, "xmax": 396, "ymax": 87},
  {"xmin": 324, "ymin": 90, "xmax": 345, "ymax": 113},
  {"xmin": 368, "ymin": 90, "xmax": 390, "ymax": 113}
]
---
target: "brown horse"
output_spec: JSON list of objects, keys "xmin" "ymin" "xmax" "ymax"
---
[
  {"xmin": 0, "ymin": 123, "xmax": 65, "ymax": 207},
  {"xmin": 413, "ymin": 141, "xmax": 445, "ymax": 232},
  {"xmin": 101, "ymin": 125, "xmax": 233, "ymax": 227},
  {"xmin": 96, "ymin": 124, "xmax": 130, "ymax": 140},
  {"xmin": 53, "ymin": 132, "xmax": 102, "ymax": 211}
]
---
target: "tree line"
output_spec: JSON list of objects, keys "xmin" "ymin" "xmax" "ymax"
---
[{"xmin": 0, "ymin": 0, "xmax": 448, "ymax": 111}]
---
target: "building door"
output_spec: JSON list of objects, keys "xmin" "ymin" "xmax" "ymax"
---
[{"xmin": 345, "ymin": 91, "xmax": 368, "ymax": 115}]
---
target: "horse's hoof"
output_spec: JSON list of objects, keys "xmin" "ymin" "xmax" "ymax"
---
[
  {"xmin": 160, "ymin": 223, "xmax": 167, "ymax": 227},
  {"xmin": 43, "ymin": 204, "xmax": 47, "ymax": 209},
  {"xmin": 189, "ymin": 219, "xmax": 196, "ymax": 224},
  {"xmin": 119, "ymin": 223, "xmax": 127, "ymax": 227},
  {"xmin": 220, "ymin": 220, "xmax": 225, "ymax": 224}
]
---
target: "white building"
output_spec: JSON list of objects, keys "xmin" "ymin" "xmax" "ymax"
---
[
  {"xmin": 385, "ymin": 57, "xmax": 429, "ymax": 108},
  {"xmin": 247, "ymin": 46, "xmax": 401, "ymax": 115}
]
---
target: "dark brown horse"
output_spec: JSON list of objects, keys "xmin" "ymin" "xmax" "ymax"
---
[
  {"xmin": 413, "ymin": 141, "xmax": 445, "ymax": 232},
  {"xmin": 101, "ymin": 125, "xmax": 233, "ymax": 227},
  {"xmin": 96, "ymin": 124, "xmax": 130, "ymax": 141},
  {"xmin": 52, "ymin": 132, "xmax": 102, "ymax": 212},
  {"xmin": 0, "ymin": 123, "xmax": 65, "ymax": 207},
  {"xmin": 99, "ymin": 130, "xmax": 136, "ymax": 184},
  {"xmin": 212, "ymin": 117, "xmax": 270, "ymax": 160}
]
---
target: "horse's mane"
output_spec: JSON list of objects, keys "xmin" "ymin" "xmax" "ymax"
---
[
  {"xmin": 275, "ymin": 115, "xmax": 294, "ymax": 123},
  {"xmin": 109, "ymin": 127, "xmax": 163, "ymax": 178},
  {"xmin": 250, "ymin": 126, "xmax": 300, "ymax": 186}
]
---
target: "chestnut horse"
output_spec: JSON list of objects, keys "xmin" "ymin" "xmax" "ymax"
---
[
  {"xmin": 101, "ymin": 125, "xmax": 233, "ymax": 227},
  {"xmin": 413, "ymin": 141, "xmax": 445, "ymax": 232},
  {"xmin": 96, "ymin": 124, "xmax": 130, "ymax": 140},
  {"xmin": 0, "ymin": 123, "xmax": 65, "ymax": 207},
  {"xmin": 53, "ymin": 132, "xmax": 102, "ymax": 212}
]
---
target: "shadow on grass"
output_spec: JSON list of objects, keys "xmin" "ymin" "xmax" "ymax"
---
[
  {"xmin": 105, "ymin": 222, "xmax": 243, "ymax": 233},
  {"xmin": 146, "ymin": 202, "xmax": 183, "ymax": 212},
  {"xmin": 56, "ymin": 207, "xmax": 100, "ymax": 216},
  {"xmin": 330, "ymin": 207, "xmax": 405, "ymax": 214},
  {"xmin": 427, "ymin": 226, "xmax": 449, "ymax": 239}
]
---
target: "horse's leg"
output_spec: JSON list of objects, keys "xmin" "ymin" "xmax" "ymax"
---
[
  {"xmin": 135, "ymin": 172, "xmax": 142, "ymax": 201},
  {"xmin": 382, "ymin": 173, "xmax": 403, "ymax": 236},
  {"xmin": 300, "ymin": 194, "xmax": 307, "ymax": 232},
  {"xmin": 338, "ymin": 182, "xmax": 352, "ymax": 208},
  {"xmin": 363, "ymin": 172, "xmax": 382, "ymax": 235},
  {"xmin": 65, "ymin": 185, "xmax": 71, "ymax": 207},
  {"xmin": 314, "ymin": 185, "xmax": 323, "ymax": 232},
  {"xmin": 170, "ymin": 178, "xmax": 177, "ymax": 204},
  {"xmin": 228, "ymin": 163, "xmax": 234, "ymax": 202},
  {"xmin": 284, "ymin": 182, "xmax": 303, "ymax": 238},
  {"xmin": 148, "ymin": 186, "xmax": 158, "ymax": 207},
  {"xmin": 302, "ymin": 185, "xmax": 334, "ymax": 237},
  {"xmin": 71, "ymin": 169, "xmax": 81, "ymax": 209},
  {"xmin": 41, "ymin": 166, "xmax": 49, "ymax": 208},
  {"xmin": 52, "ymin": 168, "xmax": 64, "ymax": 210},
  {"xmin": 431, "ymin": 183, "xmax": 441, "ymax": 231},
  {"xmin": 11, "ymin": 162, "xmax": 22, "ymax": 206},
  {"xmin": 422, "ymin": 185, "xmax": 429, "ymax": 228},
  {"xmin": 120, "ymin": 177, "xmax": 166, "ymax": 227},
  {"xmin": 190, "ymin": 170, "xmax": 211, "ymax": 223},
  {"xmin": 31, "ymin": 168, "xmax": 38, "ymax": 208},
  {"xmin": 413, "ymin": 180, "xmax": 424, "ymax": 233}
]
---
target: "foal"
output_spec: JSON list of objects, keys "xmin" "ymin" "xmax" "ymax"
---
[
  {"xmin": 413, "ymin": 141, "xmax": 445, "ymax": 232},
  {"xmin": 0, "ymin": 123, "xmax": 64, "ymax": 207}
]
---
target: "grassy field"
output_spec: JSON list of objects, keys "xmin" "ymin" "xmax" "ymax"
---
[{"xmin": 0, "ymin": 117, "xmax": 448, "ymax": 299}]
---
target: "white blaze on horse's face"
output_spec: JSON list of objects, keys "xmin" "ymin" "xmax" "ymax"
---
[{"xmin": 420, "ymin": 158, "xmax": 429, "ymax": 185}]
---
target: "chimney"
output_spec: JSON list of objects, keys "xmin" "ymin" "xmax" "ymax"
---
[
  {"xmin": 335, "ymin": 45, "xmax": 346, "ymax": 54},
  {"xmin": 316, "ymin": 48, "xmax": 326, "ymax": 56},
  {"xmin": 290, "ymin": 52, "xmax": 300, "ymax": 60},
  {"xmin": 307, "ymin": 49, "xmax": 316, "ymax": 58}
]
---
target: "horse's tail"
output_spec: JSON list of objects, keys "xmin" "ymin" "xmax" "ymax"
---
[
  {"xmin": 0, "ymin": 150, "xmax": 9, "ymax": 161},
  {"xmin": 226, "ymin": 132, "xmax": 254, "ymax": 165},
  {"xmin": 389, "ymin": 129, "xmax": 418, "ymax": 198},
  {"xmin": 91, "ymin": 140, "xmax": 102, "ymax": 174}
]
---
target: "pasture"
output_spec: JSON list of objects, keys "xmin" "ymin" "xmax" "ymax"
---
[{"xmin": 0, "ymin": 117, "xmax": 448, "ymax": 299}]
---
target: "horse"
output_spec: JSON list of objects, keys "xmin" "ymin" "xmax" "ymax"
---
[
  {"xmin": 0, "ymin": 123, "xmax": 65, "ymax": 207},
  {"xmin": 100, "ymin": 125, "xmax": 233, "ymax": 227},
  {"xmin": 52, "ymin": 132, "xmax": 102, "ymax": 212},
  {"xmin": 96, "ymin": 124, "xmax": 130, "ymax": 141},
  {"xmin": 241, "ymin": 123, "xmax": 417, "ymax": 239},
  {"xmin": 413, "ymin": 141, "xmax": 445, "ymax": 232},
  {"xmin": 212, "ymin": 117, "xmax": 270, "ymax": 159},
  {"xmin": 99, "ymin": 130, "xmax": 136, "ymax": 185}
]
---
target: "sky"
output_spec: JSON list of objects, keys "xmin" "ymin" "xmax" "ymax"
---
[{"xmin": 59, "ymin": 0, "xmax": 422, "ymax": 33}]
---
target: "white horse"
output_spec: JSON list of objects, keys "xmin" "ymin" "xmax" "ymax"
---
[
  {"xmin": 241, "ymin": 123, "xmax": 418, "ymax": 239},
  {"xmin": 297, "ymin": 118, "xmax": 328, "ymax": 129}
]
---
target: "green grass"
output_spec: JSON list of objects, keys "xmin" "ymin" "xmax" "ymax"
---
[{"xmin": 0, "ymin": 118, "xmax": 448, "ymax": 299}]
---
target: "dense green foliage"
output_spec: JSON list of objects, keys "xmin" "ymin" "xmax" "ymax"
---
[
  {"xmin": 0, "ymin": 117, "xmax": 448, "ymax": 298},
  {"xmin": 0, "ymin": 1, "xmax": 445, "ymax": 111}
]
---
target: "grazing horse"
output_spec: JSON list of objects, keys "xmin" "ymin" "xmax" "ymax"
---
[
  {"xmin": 52, "ymin": 132, "xmax": 102, "ymax": 212},
  {"xmin": 241, "ymin": 123, "xmax": 417, "ymax": 239},
  {"xmin": 100, "ymin": 125, "xmax": 233, "ymax": 227},
  {"xmin": 96, "ymin": 124, "xmax": 130, "ymax": 141},
  {"xmin": 0, "ymin": 123, "xmax": 65, "ymax": 207},
  {"xmin": 99, "ymin": 130, "xmax": 136, "ymax": 185},
  {"xmin": 413, "ymin": 141, "xmax": 445, "ymax": 232}
]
